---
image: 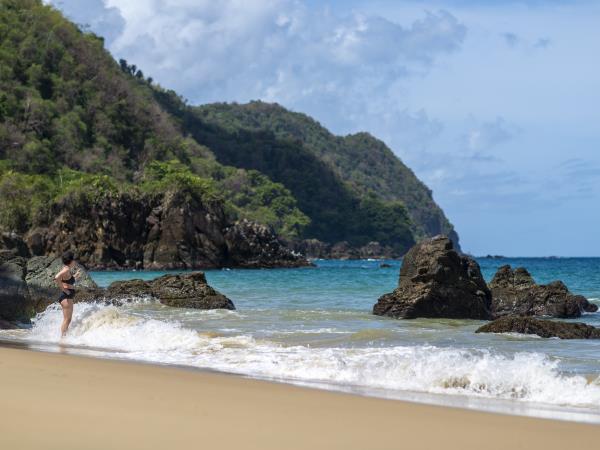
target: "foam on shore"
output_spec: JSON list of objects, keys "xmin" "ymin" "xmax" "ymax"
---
[{"xmin": 5, "ymin": 302, "xmax": 598, "ymax": 413}]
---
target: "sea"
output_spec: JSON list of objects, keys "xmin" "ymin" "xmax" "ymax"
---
[{"xmin": 2, "ymin": 258, "xmax": 600, "ymax": 423}]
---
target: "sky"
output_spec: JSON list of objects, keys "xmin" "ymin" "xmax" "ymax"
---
[{"xmin": 47, "ymin": 0, "xmax": 600, "ymax": 256}]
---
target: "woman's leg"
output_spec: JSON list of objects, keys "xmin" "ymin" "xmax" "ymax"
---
[{"xmin": 60, "ymin": 299, "xmax": 74, "ymax": 337}]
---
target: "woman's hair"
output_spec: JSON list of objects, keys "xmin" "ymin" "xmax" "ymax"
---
[{"xmin": 61, "ymin": 251, "xmax": 75, "ymax": 265}]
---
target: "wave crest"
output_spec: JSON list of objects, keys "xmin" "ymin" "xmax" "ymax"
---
[{"xmin": 20, "ymin": 303, "xmax": 600, "ymax": 410}]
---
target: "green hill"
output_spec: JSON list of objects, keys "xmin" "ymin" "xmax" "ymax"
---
[
  {"xmin": 0, "ymin": 0, "xmax": 457, "ymax": 259},
  {"xmin": 152, "ymin": 90, "xmax": 416, "ymax": 252},
  {"xmin": 0, "ymin": 0, "xmax": 307, "ymax": 240},
  {"xmin": 193, "ymin": 101, "xmax": 458, "ymax": 247}
]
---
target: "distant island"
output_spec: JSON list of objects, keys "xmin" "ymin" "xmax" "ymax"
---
[{"xmin": 0, "ymin": 0, "xmax": 458, "ymax": 269}]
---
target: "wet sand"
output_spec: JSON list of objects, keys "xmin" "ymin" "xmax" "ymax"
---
[{"xmin": 0, "ymin": 346, "xmax": 598, "ymax": 450}]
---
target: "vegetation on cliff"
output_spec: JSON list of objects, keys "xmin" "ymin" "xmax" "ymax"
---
[
  {"xmin": 0, "ymin": 0, "xmax": 307, "ymax": 240},
  {"xmin": 0, "ymin": 0, "xmax": 456, "ymax": 256},
  {"xmin": 193, "ymin": 101, "xmax": 457, "ymax": 243},
  {"xmin": 151, "ymin": 89, "xmax": 416, "ymax": 251}
]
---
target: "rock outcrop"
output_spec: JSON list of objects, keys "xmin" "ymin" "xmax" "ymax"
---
[
  {"xmin": 290, "ymin": 239, "xmax": 396, "ymax": 260},
  {"xmin": 107, "ymin": 272, "xmax": 234, "ymax": 310},
  {"xmin": 224, "ymin": 220, "xmax": 309, "ymax": 268},
  {"xmin": 0, "ymin": 254, "xmax": 235, "ymax": 325},
  {"xmin": 25, "ymin": 190, "xmax": 309, "ymax": 270},
  {"xmin": 489, "ymin": 265, "xmax": 597, "ymax": 318},
  {"xmin": 1, "ymin": 232, "xmax": 30, "ymax": 258},
  {"xmin": 476, "ymin": 316, "xmax": 600, "ymax": 339},
  {"xmin": 291, "ymin": 239, "xmax": 331, "ymax": 259},
  {"xmin": 329, "ymin": 242, "xmax": 361, "ymax": 260},
  {"xmin": 357, "ymin": 242, "xmax": 395, "ymax": 260},
  {"xmin": 0, "ymin": 253, "xmax": 34, "ymax": 322},
  {"xmin": 373, "ymin": 235, "xmax": 492, "ymax": 319},
  {"xmin": 0, "ymin": 319, "xmax": 18, "ymax": 330}
]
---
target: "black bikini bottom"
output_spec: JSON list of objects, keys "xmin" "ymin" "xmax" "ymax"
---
[{"xmin": 57, "ymin": 289, "xmax": 75, "ymax": 303}]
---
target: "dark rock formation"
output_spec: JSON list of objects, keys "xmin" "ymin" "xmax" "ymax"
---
[
  {"xmin": 149, "ymin": 273, "xmax": 234, "ymax": 309},
  {"xmin": 489, "ymin": 265, "xmax": 597, "ymax": 318},
  {"xmin": 329, "ymin": 241, "xmax": 360, "ymax": 260},
  {"xmin": 25, "ymin": 190, "xmax": 309, "ymax": 270},
  {"xmin": 223, "ymin": 220, "xmax": 309, "ymax": 268},
  {"xmin": 141, "ymin": 191, "xmax": 227, "ymax": 270},
  {"xmin": 0, "ymin": 253, "xmax": 34, "ymax": 322},
  {"xmin": 292, "ymin": 239, "xmax": 331, "ymax": 259},
  {"xmin": 358, "ymin": 242, "xmax": 395, "ymax": 259},
  {"xmin": 1, "ymin": 232, "xmax": 30, "ymax": 258},
  {"xmin": 290, "ymin": 239, "xmax": 396, "ymax": 260},
  {"xmin": 107, "ymin": 272, "xmax": 235, "ymax": 310},
  {"xmin": 0, "ymin": 252, "xmax": 235, "ymax": 323},
  {"xmin": 373, "ymin": 235, "xmax": 491, "ymax": 319},
  {"xmin": 0, "ymin": 318, "xmax": 18, "ymax": 330},
  {"xmin": 380, "ymin": 263, "xmax": 392, "ymax": 268},
  {"xmin": 107, "ymin": 279, "xmax": 154, "ymax": 298},
  {"xmin": 476, "ymin": 316, "xmax": 600, "ymax": 339}
]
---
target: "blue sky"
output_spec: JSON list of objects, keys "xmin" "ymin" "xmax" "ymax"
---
[{"xmin": 48, "ymin": 0, "xmax": 600, "ymax": 256}]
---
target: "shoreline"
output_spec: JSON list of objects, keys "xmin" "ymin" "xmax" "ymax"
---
[
  {"xmin": 1, "ymin": 346, "xmax": 599, "ymax": 450},
  {"xmin": 2, "ymin": 336, "xmax": 600, "ymax": 425}
]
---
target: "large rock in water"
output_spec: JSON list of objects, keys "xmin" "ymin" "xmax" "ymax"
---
[
  {"xmin": 107, "ymin": 272, "xmax": 235, "ymax": 310},
  {"xmin": 373, "ymin": 235, "xmax": 492, "ymax": 319},
  {"xmin": 489, "ymin": 265, "xmax": 597, "ymax": 318},
  {"xmin": 476, "ymin": 316, "xmax": 600, "ymax": 339},
  {"xmin": 0, "ymin": 253, "xmax": 34, "ymax": 322}
]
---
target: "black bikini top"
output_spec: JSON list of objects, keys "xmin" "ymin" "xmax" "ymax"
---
[{"xmin": 63, "ymin": 268, "xmax": 76, "ymax": 285}]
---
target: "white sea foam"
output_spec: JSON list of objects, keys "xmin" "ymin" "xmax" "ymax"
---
[{"xmin": 19, "ymin": 303, "xmax": 600, "ymax": 411}]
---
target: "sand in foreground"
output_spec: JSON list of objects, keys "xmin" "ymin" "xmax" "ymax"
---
[{"xmin": 0, "ymin": 347, "xmax": 598, "ymax": 450}]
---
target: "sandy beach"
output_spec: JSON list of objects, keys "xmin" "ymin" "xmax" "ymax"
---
[{"xmin": 0, "ymin": 346, "xmax": 598, "ymax": 450}]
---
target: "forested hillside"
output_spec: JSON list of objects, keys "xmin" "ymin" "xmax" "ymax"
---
[
  {"xmin": 194, "ymin": 101, "xmax": 458, "ymax": 246},
  {"xmin": 153, "ymin": 88, "xmax": 415, "ymax": 251},
  {"xmin": 0, "ymin": 0, "xmax": 307, "ymax": 241},
  {"xmin": 0, "ymin": 0, "xmax": 457, "ymax": 263}
]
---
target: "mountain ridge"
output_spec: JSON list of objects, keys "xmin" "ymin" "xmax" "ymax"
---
[{"xmin": 194, "ymin": 100, "xmax": 459, "ymax": 248}]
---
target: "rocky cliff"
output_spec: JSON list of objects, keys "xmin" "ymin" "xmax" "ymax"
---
[{"xmin": 23, "ymin": 189, "xmax": 309, "ymax": 270}]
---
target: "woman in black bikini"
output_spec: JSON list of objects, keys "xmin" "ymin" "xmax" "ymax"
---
[{"xmin": 54, "ymin": 251, "xmax": 80, "ymax": 337}]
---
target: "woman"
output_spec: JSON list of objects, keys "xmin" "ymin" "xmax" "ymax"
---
[{"xmin": 54, "ymin": 251, "xmax": 80, "ymax": 337}]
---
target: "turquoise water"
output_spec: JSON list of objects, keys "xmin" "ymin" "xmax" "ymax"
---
[
  {"xmin": 3, "ymin": 258, "xmax": 600, "ymax": 421},
  {"xmin": 91, "ymin": 258, "xmax": 600, "ymax": 350}
]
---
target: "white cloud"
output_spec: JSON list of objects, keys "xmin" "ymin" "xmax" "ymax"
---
[
  {"xmin": 60, "ymin": 0, "xmax": 465, "ymax": 137},
  {"xmin": 46, "ymin": 0, "xmax": 600, "ymax": 255}
]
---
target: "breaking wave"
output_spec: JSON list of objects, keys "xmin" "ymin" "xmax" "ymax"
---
[{"xmin": 17, "ymin": 302, "xmax": 600, "ymax": 411}]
